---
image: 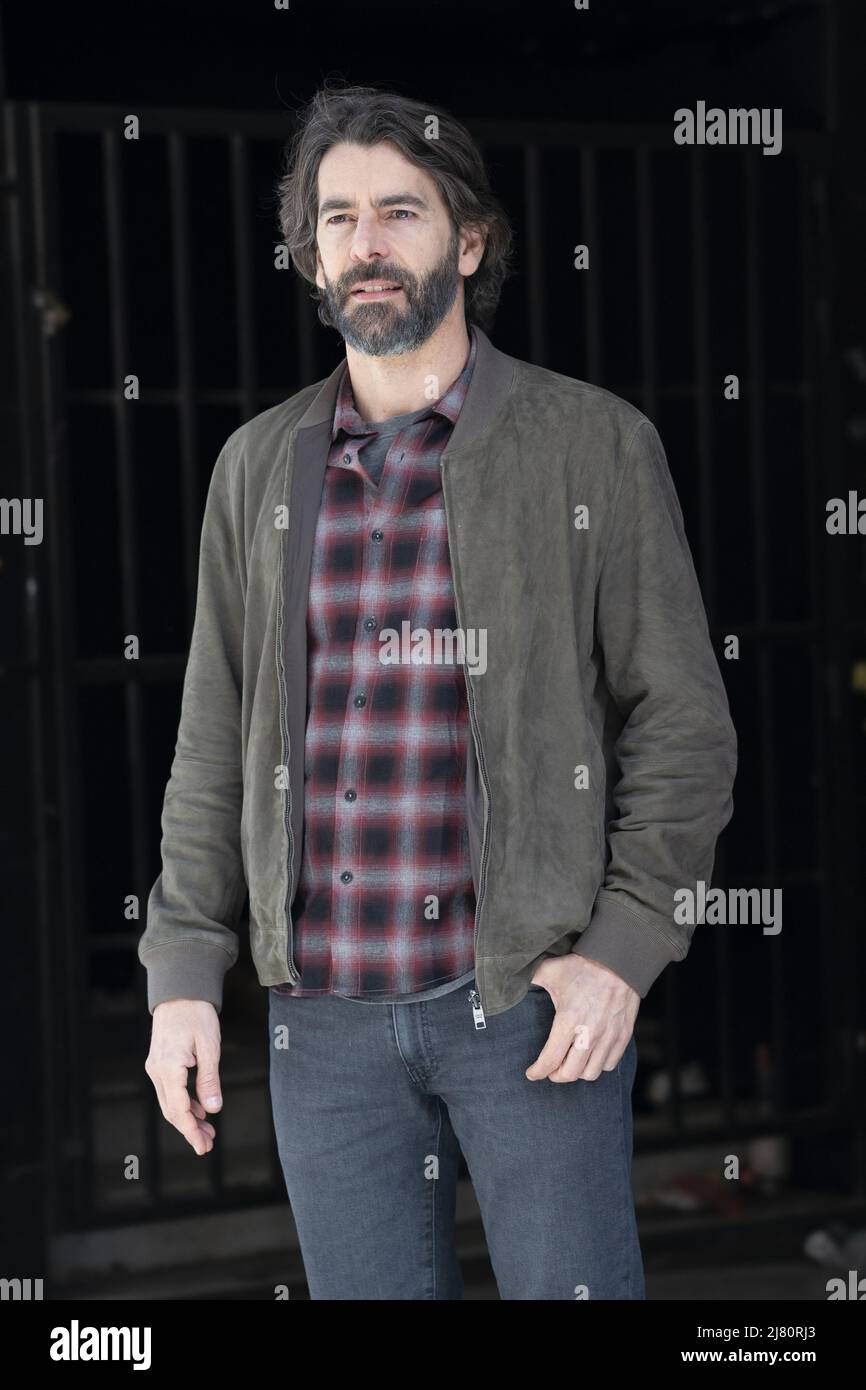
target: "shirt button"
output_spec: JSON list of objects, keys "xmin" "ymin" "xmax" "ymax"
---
[
  {"xmin": 363, "ymin": 616, "xmax": 377, "ymax": 630},
  {"xmin": 343, "ymin": 452, "xmax": 352, "ymax": 464},
  {"xmin": 340, "ymin": 870, "xmax": 354, "ymax": 884},
  {"xmin": 353, "ymin": 693, "xmax": 367, "ymax": 707},
  {"xmin": 344, "ymin": 788, "xmax": 357, "ymax": 801},
  {"xmin": 371, "ymin": 529, "xmax": 383, "ymax": 542}
]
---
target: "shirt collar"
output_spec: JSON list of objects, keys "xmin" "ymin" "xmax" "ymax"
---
[{"xmin": 330, "ymin": 322, "xmax": 479, "ymax": 443}]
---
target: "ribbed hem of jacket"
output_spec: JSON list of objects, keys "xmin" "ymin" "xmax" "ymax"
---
[
  {"xmin": 142, "ymin": 942, "xmax": 235, "ymax": 1015},
  {"xmin": 570, "ymin": 888, "xmax": 685, "ymax": 997}
]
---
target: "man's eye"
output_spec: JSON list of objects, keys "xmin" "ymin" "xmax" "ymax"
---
[{"xmin": 326, "ymin": 210, "xmax": 416, "ymax": 225}]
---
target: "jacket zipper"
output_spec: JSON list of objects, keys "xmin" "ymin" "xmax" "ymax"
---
[
  {"xmin": 440, "ymin": 455, "xmax": 492, "ymax": 1011},
  {"xmin": 277, "ymin": 458, "xmax": 301, "ymax": 986},
  {"xmin": 468, "ymin": 988, "xmax": 487, "ymax": 1030}
]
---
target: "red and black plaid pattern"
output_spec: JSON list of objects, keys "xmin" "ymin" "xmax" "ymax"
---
[{"xmin": 273, "ymin": 328, "xmax": 480, "ymax": 997}]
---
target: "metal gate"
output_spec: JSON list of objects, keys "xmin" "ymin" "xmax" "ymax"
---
[{"xmin": 3, "ymin": 100, "xmax": 862, "ymax": 1256}]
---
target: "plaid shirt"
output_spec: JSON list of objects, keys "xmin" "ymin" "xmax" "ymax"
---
[{"xmin": 272, "ymin": 327, "xmax": 480, "ymax": 999}]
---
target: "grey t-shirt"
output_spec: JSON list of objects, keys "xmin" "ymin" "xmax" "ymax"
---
[
  {"xmin": 354, "ymin": 403, "xmax": 430, "ymax": 487},
  {"xmin": 336, "ymin": 402, "xmax": 476, "ymax": 1006}
]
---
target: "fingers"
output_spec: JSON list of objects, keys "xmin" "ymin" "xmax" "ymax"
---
[
  {"xmin": 548, "ymin": 1034, "xmax": 627, "ymax": 1083},
  {"xmin": 189, "ymin": 1096, "xmax": 218, "ymax": 1140},
  {"xmin": 159, "ymin": 1061, "xmax": 215, "ymax": 1156},
  {"xmin": 193, "ymin": 1040, "xmax": 223, "ymax": 1116},
  {"xmin": 525, "ymin": 1010, "xmax": 586, "ymax": 1080},
  {"xmin": 526, "ymin": 1006, "xmax": 627, "ymax": 1083}
]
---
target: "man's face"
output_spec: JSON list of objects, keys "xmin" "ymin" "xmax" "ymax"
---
[{"xmin": 314, "ymin": 140, "xmax": 480, "ymax": 356}]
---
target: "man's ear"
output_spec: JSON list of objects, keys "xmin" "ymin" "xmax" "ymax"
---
[
  {"xmin": 314, "ymin": 246, "xmax": 325, "ymax": 291},
  {"xmin": 459, "ymin": 223, "xmax": 487, "ymax": 277}
]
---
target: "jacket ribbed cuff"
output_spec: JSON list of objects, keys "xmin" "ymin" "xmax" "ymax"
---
[
  {"xmin": 570, "ymin": 889, "xmax": 683, "ymax": 997},
  {"xmin": 142, "ymin": 942, "xmax": 234, "ymax": 1015}
]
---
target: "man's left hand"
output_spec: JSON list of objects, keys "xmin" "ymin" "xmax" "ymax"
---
[{"xmin": 525, "ymin": 953, "xmax": 640, "ymax": 1083}]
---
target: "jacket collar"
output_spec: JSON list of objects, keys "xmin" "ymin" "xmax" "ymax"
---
[{"xmin": 294, "ymin": 321, "xmax": 516, "ymax": 456}]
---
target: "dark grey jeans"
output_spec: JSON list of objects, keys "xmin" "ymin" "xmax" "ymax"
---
[{"xmin": 268, "ymin": 978, "xmax": 646, "ymax": 1300}]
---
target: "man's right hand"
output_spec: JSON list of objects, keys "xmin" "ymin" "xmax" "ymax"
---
[{"xmin": 144, "ymin": 1000, "xmax": 223, "ymax": 1156}]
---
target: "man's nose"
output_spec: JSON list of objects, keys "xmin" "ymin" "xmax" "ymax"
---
[{"xmin": 349, "ymin": 211, "xmax": 391, "ymax": 261}]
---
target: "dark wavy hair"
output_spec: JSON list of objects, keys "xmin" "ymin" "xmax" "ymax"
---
[{"xmin": 275, "ymin": 80, "xmax": 515, "ymax": 333}]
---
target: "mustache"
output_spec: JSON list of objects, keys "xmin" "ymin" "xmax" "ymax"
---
[{"xmin": 342, "ymin": 270, "xmax": 411, "ymax": 293}]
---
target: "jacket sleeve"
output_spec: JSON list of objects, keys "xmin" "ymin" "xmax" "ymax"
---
[
  {"xmin": 138, "ymin": 442, "xmax": 247, "ymax": 1014},
  {"xmin": 571, "ymin": 417, "xmax": 737, "ymax": 996}
]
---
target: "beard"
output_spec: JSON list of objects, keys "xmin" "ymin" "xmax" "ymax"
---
[{"xmin": 318, "ymin": 230, "xmax": 462, "ymax": 357}]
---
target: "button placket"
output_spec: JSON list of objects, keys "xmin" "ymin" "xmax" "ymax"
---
[{"xmin": 332, "ymin": 456, "xmax": 392, "ymax": 967}]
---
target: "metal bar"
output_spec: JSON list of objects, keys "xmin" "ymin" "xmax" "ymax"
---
[
  {"xmin": 809, "ymin": 145, "xmax": 864, "ymax": 1189},
  {"xmin": 293, "ymin": 273, "xmax": 316, "ymax": 386},
  {"xmin": 689, "ymin": 153, "xmax": 715, "ymax": 610},
  {"xmin": 4, "ymin": 99, "xmax": 54, "ymax": 1280},
  {"xmin": 230, "ymin": 132, "xmax": 258, "ymax": 423},
  {"xmin": 586, "ymin": 381, "xmax": 812, "ymax": 401},
  {"xmin": 713, "ymin": 843, "xmax": 738, "ymax": 1134},
  {"xmin": 523, "ymin": 143, "xmax": 545, "ymax": 366},
  {"xmin": 66, "ymin": 387, "xmax": 270, "ymax": 406},
  {"xmin": 59, "ymin": 380, "xmax": 812, "ymax": 407},
  {"xmin": 76, "ymin": 654, "xmax": 188, "ymax": 681},
  {"xmin": 580, "ymin": 144, "xmax": 601, "ymax": 382},
  {"xmin": 690, "ymin": 149, "xmax": 737, "ymax": 1131},
  {"xmin": 102, "ymin": 125, "xmax": 163, "ymax": 1210},
  {"xmin": 635, "ymin": 145, "xmax": 657, "ymax": 422},
  {"xmin": 25, "ymin": 103, "xmax": 826, "ymax": 155},
  {"xmin": 35, "ymin": 104, "xmax": 308, "ymax": 140},
  {"xmin": 67, "ymin": 620, "xmax": 824, "ymax": 675},
  {"xmin": 292, "ymin": 183, "xmax": 317, "ymax": 389},
  {"xmin": 167, "ymin": 131, "xmax": 200, "ymax": 623},
  {"xmin": 799, "ymin": 152, "xmax": 835, "ymax": 1129},
  {"xmin": 824, "ymin": 0, "xmax": 838, "ymax": 135},
  {"xmin": 744, "ymin": 153, "xmax": 787, "ymax": 1116},
  {"xmin": 27, "ymin": 101, "xmax": 93, "ymax": 1224}
]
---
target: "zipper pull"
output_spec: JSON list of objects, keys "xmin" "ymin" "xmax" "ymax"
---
[{"xmin": 468, "ymin": 988, "xmax": 486, "ymax": 1030}]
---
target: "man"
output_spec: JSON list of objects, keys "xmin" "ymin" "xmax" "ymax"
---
[{"xmin": 140, "ymin": 82, "xmax": 737, "ymax": 1300}]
